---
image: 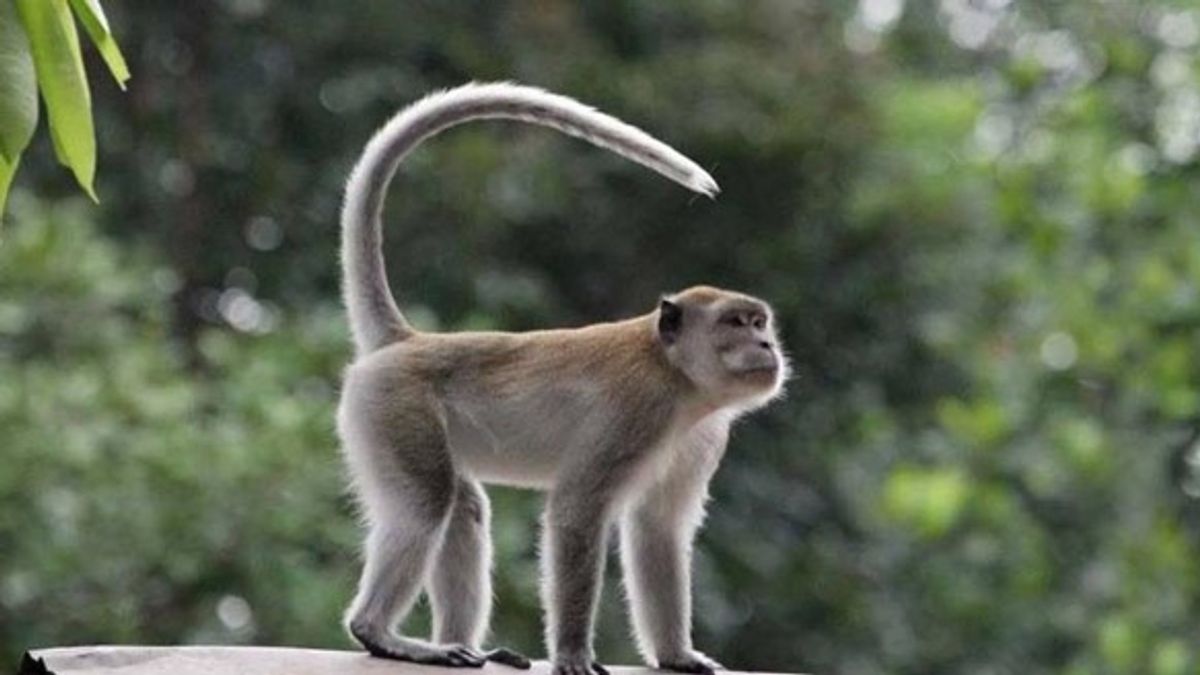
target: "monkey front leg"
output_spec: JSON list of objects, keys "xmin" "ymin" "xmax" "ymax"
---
[
  {"xmin": 541, "ymin": 491, "xmax": 612, "ymax": 675},
  {"xmin": 619, "ymin": 509, "xmax": 721, "ymax": 674},
  {"xmin": 619, "ymin": 426, "xmax": 728, "ymax": 675}
]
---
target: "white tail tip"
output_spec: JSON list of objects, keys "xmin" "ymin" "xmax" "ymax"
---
[{"xmin": 689, "ymin": 169, "xmax": 720, "ymax": 198}]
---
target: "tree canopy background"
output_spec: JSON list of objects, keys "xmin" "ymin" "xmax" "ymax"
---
[{"xmin": 2, "ymin": 2, "xmax": 1199, "ymax": 674}]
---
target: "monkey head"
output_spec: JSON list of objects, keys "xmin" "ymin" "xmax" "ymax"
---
[{"xmin": 657, "ymin": 285, "xmax": 787, "ymax": 410}]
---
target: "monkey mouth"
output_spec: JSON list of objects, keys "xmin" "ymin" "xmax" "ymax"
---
[
  {"xmin": 741, "ymin": 366, "xmax": 778, "ymax": 378},
  {"xmin": 735, "ymin": 361, "xmax": 779, "ymax": 378}
]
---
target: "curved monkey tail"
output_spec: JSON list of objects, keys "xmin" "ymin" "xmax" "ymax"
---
[{"xmin": 340, "ymin": 81, "xmax": 719, "ymax": 356}]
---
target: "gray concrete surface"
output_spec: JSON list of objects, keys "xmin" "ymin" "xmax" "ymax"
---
[{"xmin": 29, "ymin": 646, "xmax": 795, "ymax": 675}]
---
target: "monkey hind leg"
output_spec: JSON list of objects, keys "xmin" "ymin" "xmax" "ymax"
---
[
  {"xmin": 429, "ymin": 479, "xmax": 492, "ymax": 648},
  {"xmin": 342, "ymin": 396, "xmax": 485, "ymax": 667},
  {"xmin": 428, "ymin": 479, "xmax": 532, "ymax": 670}
]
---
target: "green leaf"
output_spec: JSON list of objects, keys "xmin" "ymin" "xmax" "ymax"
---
[
  {"xmin": 68, "ymin": 0, "xmax": 130, "ymax": 89},
  {"xmin": 0, "ymin": 152, "xmax": 19, "ymax": 219},
  {"xmin": 15, "ymin": 0, "xmax": 97, "ymax": 201},
  {"xmin": 0, "ymin": 0, "xmax": 39, "ymax": 161}
]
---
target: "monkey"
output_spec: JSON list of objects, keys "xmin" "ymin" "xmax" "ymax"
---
[{"xmin": 338, "ymin": 82, "xmax": 786, "ymax": 675}]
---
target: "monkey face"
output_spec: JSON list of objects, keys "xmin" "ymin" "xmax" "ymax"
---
[{"xmin": 658, "ymin": 286, "xmax": 787, "ymax": 410}]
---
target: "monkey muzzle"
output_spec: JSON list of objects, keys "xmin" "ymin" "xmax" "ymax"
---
[{"xmin": 722, "ymin": 344, "xmax": 779, "ymax": 377}]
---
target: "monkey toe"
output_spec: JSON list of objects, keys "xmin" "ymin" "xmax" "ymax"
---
[
  {"xmin": 441, "ymin": 645, "xmax": 487, "ymax": 668},
  {"xmin": 552, "ymin": 660, "xmax": 608, "ymax": 675},
  {"xmin": 446, "ymin": 654, "xmax": 486, "ymax": 668},
  {"xmin": 486, "ymin": 647, "xmax": 532, "ymax": 669},
  {"xmin": 410, "ymin": 650, "xmax": 483, "ymax": 668}
]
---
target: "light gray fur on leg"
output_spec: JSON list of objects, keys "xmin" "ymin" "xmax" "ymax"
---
[
  {"xmin": 619, "ymin": 422, "xmax": 729, "ymax": 674},
  {"xmin": 541, "ymin": 490, "xmax": 612, "ymax": 675},
  {"xmin": 430, "ymin": 479, "xmax": 493, "ymax": 648}
]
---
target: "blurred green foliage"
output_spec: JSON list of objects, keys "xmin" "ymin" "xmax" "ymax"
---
[{"xmin": 3, "ymin": 2, "xmax": 1200, "ymax": 674}]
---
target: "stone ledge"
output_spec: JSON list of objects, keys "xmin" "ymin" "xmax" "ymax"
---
[{"xmin": 28, "ymin": 646, "xmax": 796, "ymax": 675}]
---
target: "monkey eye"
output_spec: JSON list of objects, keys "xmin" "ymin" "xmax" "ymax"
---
[
  {"xmin": 751, "ymin": 314, "xmax": 766, "ymax": 330},
  {"xmin": 721, "ymin": 313, "xmax": 748, "ymax": 328}
]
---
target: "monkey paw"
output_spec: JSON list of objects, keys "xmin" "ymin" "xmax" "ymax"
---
[
  {"xmin": 415, "ymin": 644, "xmax": 488, "ymax": 668},
  {"xmin": 552, "ymin": 655, "xmax": 610, "ymax": 675},
  {"xmin": 355, "ymin": 633, "xmax": 486, "ymax": 668},
  {"xmin": 486, "ymin": 647, "xmax": 533, "ymax": 669},
  {"xmin": 658, "ymin": 650, "xmax": 723, "ymax": 675}
]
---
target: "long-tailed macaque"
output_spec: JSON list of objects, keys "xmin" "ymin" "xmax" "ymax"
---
[{"xmin": 338, "ymin": 82, "xmax": 786, "ymax": 675}]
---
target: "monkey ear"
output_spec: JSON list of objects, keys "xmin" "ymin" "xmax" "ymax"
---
[{"xmin": 658, "ymin": 299, "xmax": 683, "ymax": 345}]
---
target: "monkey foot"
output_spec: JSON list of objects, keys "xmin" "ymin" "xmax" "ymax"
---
[
  {"xmin": 351, "ymin": 625, "xmax": 486, "ymax": 668},
  {"xmin": 369, "ymin": 643, "xmax": 485, "ymax": 668},
  {"xmin": 485, "ymin": 647, "xmax": 532, "ymax": 669},
  {"xmin": 552, "ymin": 659, "xmax": 609, "ymax": 675},
  {"xmin": 658, "ymin": 651, "xmax": 723, "ymax": 675}
]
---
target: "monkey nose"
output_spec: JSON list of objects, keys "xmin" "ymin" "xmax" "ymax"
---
[{"xmin": 758, "ymin": 341, "xmax": 772, "ymax": 350}]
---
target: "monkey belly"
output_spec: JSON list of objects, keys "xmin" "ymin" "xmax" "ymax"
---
[{"xmin": 443, "ymin": 399, "xmax": 566, "ymax": 489}]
